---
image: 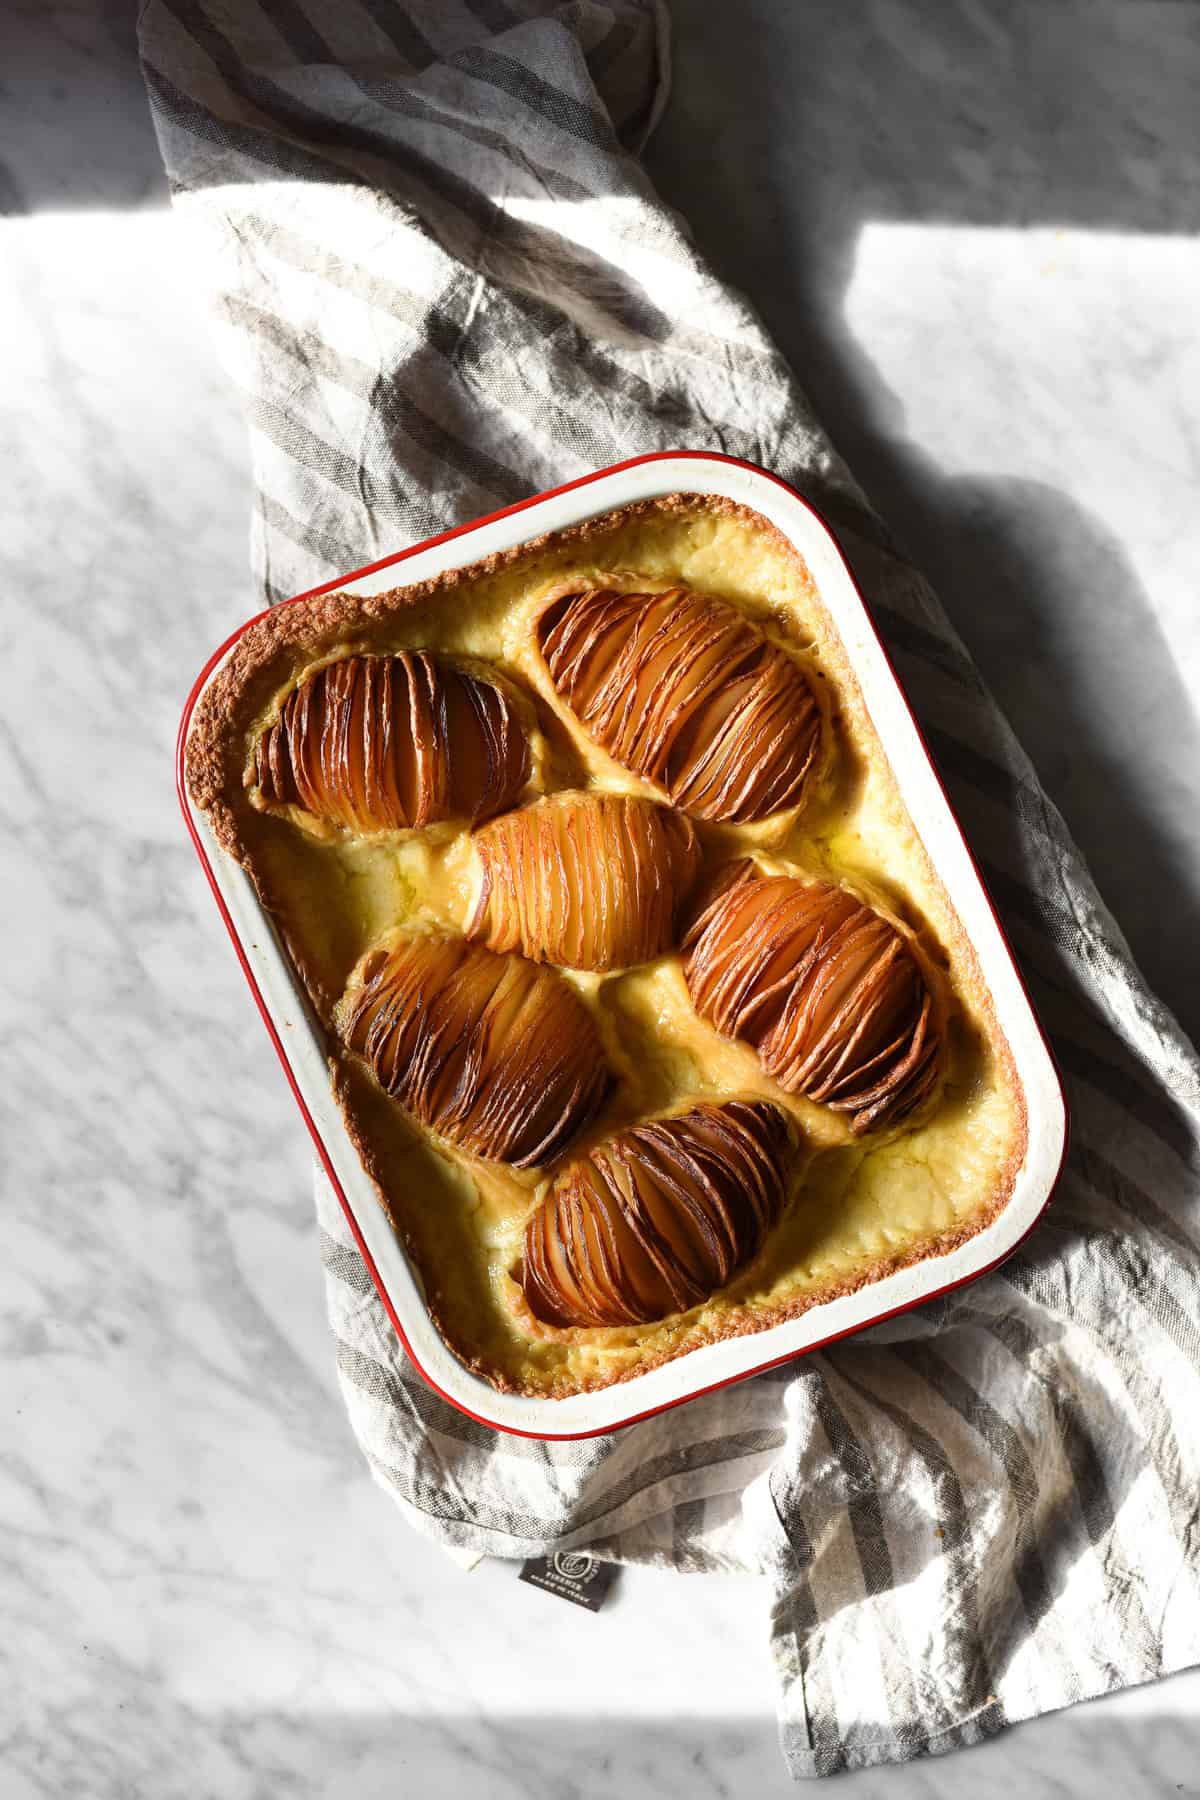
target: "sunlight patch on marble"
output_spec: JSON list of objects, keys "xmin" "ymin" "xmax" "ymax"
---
[{"xmin": 845, "ymin": 222, "xmax": 1199, "ymax": 692}]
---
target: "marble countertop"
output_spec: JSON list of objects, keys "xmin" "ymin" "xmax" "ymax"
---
[{"xmin": 4, "ymin": 2, "xmax": 1198, "ymax": 1794}]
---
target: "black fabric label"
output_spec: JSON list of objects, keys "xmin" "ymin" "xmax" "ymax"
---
[{"xmin": 518, "ymin": 1551, "xmax": 619, "ymax": 1612}]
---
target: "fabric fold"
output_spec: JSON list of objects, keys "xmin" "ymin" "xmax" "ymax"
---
[{"xmin": 144, "ymin": 0, "xmax": 1200, "ymax": 1774}]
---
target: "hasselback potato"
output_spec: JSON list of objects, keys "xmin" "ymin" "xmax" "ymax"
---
[
  {"xmin": 521, "ymin": 1098, "xmax": 795, "ymax": 1327},
  {"xmin": 339, "ymin": 933, "xmax": 610, "ymax": 1167},
  {"xmin": 682, "ymin": 861, "xmax": 942, "ymax": 1133},
  {"xmin": 254, "ymin": 652, "xmax": 528, "ymax": 832},
  {"xmin": 467, "ymin": 790, "xmax": 701, "ymax": 972},
  {"xmin": 536, "ymin": 585, "xmax": 821, "ymax": 823}
]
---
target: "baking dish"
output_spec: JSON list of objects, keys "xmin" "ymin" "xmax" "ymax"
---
[{"xmin": 178, "ymin": 451, "xmax": 1068, "ymax": 1439}]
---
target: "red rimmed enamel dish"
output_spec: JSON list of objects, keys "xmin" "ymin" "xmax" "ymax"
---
[{"xmin": 178, "ymin": 453, "xmax": 1067, "ymax": 1440}]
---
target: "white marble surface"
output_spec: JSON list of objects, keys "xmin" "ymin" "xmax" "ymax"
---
[{"xmin": 3, "ymin": 2, "xmax": 1199, "ymax": 1795}]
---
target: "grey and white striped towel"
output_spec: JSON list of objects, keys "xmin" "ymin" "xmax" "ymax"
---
[{"xmin": 142, "ymin": 0, "xmax": 1200, "ymax": 1776}]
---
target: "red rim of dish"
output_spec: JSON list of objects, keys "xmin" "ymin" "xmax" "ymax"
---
[{"xmin": 175, "ymin": 450, "xmax": 1070, "ymax": 1442}]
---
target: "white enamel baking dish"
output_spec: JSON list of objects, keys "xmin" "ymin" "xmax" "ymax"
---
[{"xmin": 178, "ymin": 452, "xmax": 1068, "ymax": 1439}]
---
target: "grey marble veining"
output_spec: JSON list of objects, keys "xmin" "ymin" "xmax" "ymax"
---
[{"xmin": 3, "ymin": 2, "xmax": 1199, "ymax": 1796}]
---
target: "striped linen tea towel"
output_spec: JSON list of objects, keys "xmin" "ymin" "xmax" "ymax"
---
[{"xmin": 141, "ymin": 0, "xmax": 1200, "ymax": 1776}]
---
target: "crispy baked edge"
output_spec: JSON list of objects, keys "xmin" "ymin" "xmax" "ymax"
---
[{"xmin": 187, "ymin": 491, "xmax": 1030, "ymax": 1397}]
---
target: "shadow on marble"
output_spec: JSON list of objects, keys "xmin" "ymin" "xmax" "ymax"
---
[
  {"xmin": 0, "ymin": 0, "xmax": 165, "ymax": 214},
  {"xmin": 646, "ymin": 0, "xmax": 1200, "ymax": 1047},
  {"xmin": 17, "ymin": 1693, "xmax": 1199, "ymax": 1799},
  {"xmin": 856, "ymin": 471, "xmax": 1200, "ymax": 1045}
]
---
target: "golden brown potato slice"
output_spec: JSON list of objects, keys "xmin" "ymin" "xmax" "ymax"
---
[
  {"xmin": 521, "ymin": 1098, "xmax": 795, "ymax": 1328},
  {"xmin": 682, "ymin": 861, "xmax": 942, "ymax": 1134},
  {"xmin": 338, "ymin": 933, "xmax": 610, "ymax": 1167},
  {"xmin": 467, "ymin": 791, "xmax": 701, "ymax": 972},
  {"xmin": 254, "ymin": 652, "xmax": 528, "ymax": 833},
  {"xmin": 537, "ymin": 586, "xmax": 821, "ymax": 823}
]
